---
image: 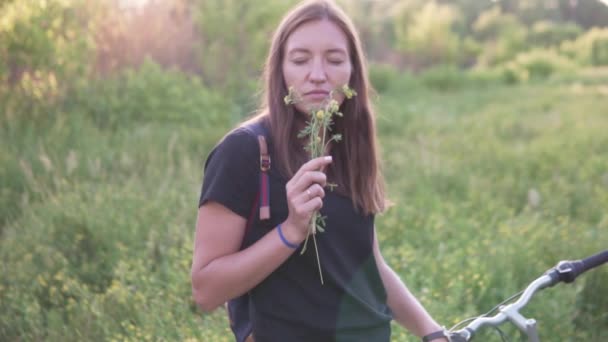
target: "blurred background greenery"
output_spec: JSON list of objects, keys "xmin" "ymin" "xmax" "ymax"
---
[{"xmin": 1, "ymin": 0, "xmax": 607, "ymax": 341}]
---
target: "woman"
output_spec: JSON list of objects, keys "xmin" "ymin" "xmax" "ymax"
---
[{"xmin": 191, "ymin": 1, "xmax": 449, "ymax": 341}]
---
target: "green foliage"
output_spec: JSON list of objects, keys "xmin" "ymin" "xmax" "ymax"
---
[
  {"xmin": 4, "ymin": 69, "xmax": 608, "ymax": 341},
  {"xmin": 591, "ymin": 36, "xmax": 608, "ymax": 66},
  {"xmin": 2, "ymin": 1, "xmax": 608, "ymax": 341},
  {"xmin": 419, "ymin": 64, "xmax": 467, "ymax": 91},
  {"xmin": 0, "ymin": 183, "xmax": 211, "ymax": 341},
  {"xmin": 0, "ymin": 63, "xmax": 231, "ymax": 340},
  {"xmin": 466, "ymin": 66, "xmax": 505, "ymax": 86},
  {"xmin": 375, "ymin": 81, "xmax": 608, "ymax": 340},
  {"xmin": 0, "ymin": 0, "xmax": 93, "ymax": 86},
  {"xmin": 560, "ymin": 28, "xmax": 608, "ymax": 66},
  {"xmin": 498, "ymin": 62, "xmax": 530, "ymax": 84},
  {"xmin": 472, "ymin": 6, "xmax": 521, "ymax": 41},
  {"xmin": 528, "ymin": 21, "xmax": 583, "ymax": 48},
  {"xmin": 573, "ymin": 269, "xmax": 608, "ymax": 339},
  {"xmin": 394, "ymin": 1, "xmax": 466, "ymax": 68},
  {"xmin": 335, "ymin": 0, "xmax": 401, "ymax": 61},
  {"xmin": 193, "ymin": 0, "xmax": 296, "ymax": 113},
  {"xmin": 368, "ymin": 63, "xmax": 400, "ymax": 93},
  {"xmin": 68, "ymin": 59, "xmax": 230, "ymax": 130},
  {"xmin": 416, "ymin": 64, "xmax": 505, "ymax": 91},
  {"xmin": 473, "ymin": 7, "xmax": 529, "ymax": 67},
  {"xmin": 501, "ymin": 49, "xmax": 577, "ymax": 82}
]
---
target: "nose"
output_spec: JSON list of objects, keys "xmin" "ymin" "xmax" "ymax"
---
[{"xmin": 308, "ymin": 57, "xmax": 326, "ymax": 84}]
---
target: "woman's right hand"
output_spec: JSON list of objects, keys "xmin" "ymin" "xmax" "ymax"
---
[{"xmin": 282, "ymin": 155, "xmax": 333, "ymax": 244}]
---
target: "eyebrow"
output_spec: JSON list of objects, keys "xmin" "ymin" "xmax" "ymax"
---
[{"xmin": 287, "ymin": 47, "xmax": 348, "ymax": 56}]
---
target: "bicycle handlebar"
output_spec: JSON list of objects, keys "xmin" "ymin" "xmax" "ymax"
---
[
  {"xmin": 549, "ymin": 249, "xmax": 608, "ymax": 284},
  {"xmin": 449, "ymin": 249, "xmax": 608, "ymax": 342}
]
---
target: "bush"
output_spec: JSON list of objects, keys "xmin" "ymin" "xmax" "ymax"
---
[
  {"xmin": 467, "ymin": 67, "xmax": 504, "ymax": 86},
  {"xmin": 591, "ymin": 37, "xmax": 608, "ymax": 66},
  {"xmin": 573, "ymin": 269, "xmax": 608, "ymax": 338},
  {"xmin": 498, "ymin": 63, "xmax": 530, "ymax": 84},
  {"xmin": 473, "ymin": 7, "xmax": 529, "ymax": 67},
  {"xmin": 0, "ymin": 0, "xmax": 93, "ymax": 91},
  {"xmin": 528, "ymin": 21, "xmax": 582, "ymax": 47},
  {"xmin": 394, "ymin": 1, "xmax": 465, "ymax": 67},
  {"xmin": 368, "ymin": 63, "xmax": 400, "ymax": 93},
  {"xmin": 473, "ymin": 7, "xmax": 522, "ymax": 42},
  {"xmin": 0, "ymin": 183, "xmax": 202, "ymax": 341},
  {"xmin": 419, "ymin": 65, "xmax": 467, "ymax": 91},
  {"xmin": 499, "ymin": 49, "xmax": 577, "ymax": 83},
  {"xmin": 560, "ymin": 28, "xmax": 608, "ymax": 66},
  {"xmin": 416, "ymin": 65, "xmax": 506, "ymax": 90},
  {"xmin": 67, "ymin": 59, "xmax": 230, "ymax": 130}
]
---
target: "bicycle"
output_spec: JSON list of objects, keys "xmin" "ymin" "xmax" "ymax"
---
[{"xmin": 445, "ymin": 249, "xmax": 608, "ymax": 342}]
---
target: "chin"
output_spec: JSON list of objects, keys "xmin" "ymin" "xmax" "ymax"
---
[{"xmin": 295, "ymin": 104, "xmax": 314, "ymax": 114}]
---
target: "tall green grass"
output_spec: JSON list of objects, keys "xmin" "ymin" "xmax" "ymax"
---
[
  {"xmin": 1, "ymin": 67, "xmax": 607, "ymax": 341},
  {"xmin": 377, "ymin": 80, "xmax": 608, "ymax": 340}
]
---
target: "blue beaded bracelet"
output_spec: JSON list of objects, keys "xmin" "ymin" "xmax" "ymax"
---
[{"xmin": 277, "ymin": 223, "xmax": 299, "ymax": 249}]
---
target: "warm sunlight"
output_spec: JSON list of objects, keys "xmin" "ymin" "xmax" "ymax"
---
[{"xmin": 118, "ymin": 0, "xmax": 150, "ymax": 10}]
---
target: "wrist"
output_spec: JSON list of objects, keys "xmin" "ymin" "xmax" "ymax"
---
[
  {"xmin": 281, "ymin": 220, "xmax": 306, "ymax": 243},
  {"xmin": 421, "ymin": 327, "xmax": 450, "ymax": 342},
  {"xmin": 277, "ymin": 221, "xmax": 304, "ymax": 248}
]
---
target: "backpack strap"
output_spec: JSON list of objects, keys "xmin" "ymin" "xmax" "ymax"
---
[
  {"xmin": 258, "ymin": 135, "xmax": 271, "ymax": 220},
  {"xmin": 227, "ymin": 123, "xmax": 271, "ymax": 342},
  {"xmin": 240, "ymin": 126, "xmax": 271, "ymax": 249}
]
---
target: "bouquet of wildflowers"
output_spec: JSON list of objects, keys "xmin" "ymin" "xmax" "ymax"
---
[{"xmin": 284, "ymin": 84, "xmax": 357, "ymax": 284}]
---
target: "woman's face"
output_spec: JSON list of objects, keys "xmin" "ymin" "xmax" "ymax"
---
[{"xmin": 282, "ymin": 19, "xmax": 352, "ymax": 114}]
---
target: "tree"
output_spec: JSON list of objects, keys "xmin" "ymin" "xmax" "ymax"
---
[
  {"xmin": 0, "ymin": 0, "xmax": 93, "ymax": 103},
  {"xmin": 473, "ymin": 6, "xmax": 529, "ymax": 66},
  {"xmin": 192, "ymin": 0, "xmax": 296, "ymax": 112},
  {"xmin": 394, "ymin": 1, "xmax": 465, "ymax": 69}
]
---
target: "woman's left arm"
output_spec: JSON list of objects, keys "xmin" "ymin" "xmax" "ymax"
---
[{"xmin": 373, "ymin": 228, "xmax": 449, "ymax": 342}]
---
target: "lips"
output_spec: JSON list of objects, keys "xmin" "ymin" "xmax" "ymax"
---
[
  {"xmin": 304, "ymin": 90, "xmax": 330, "ymax": 100},
  {"xmin": 305, "ymin": 90, "xmax": 329, "ymax": 94}
]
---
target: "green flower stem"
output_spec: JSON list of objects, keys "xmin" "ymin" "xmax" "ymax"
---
[{"xmin": 284, "ymin": 85, "xmax": 356, "ymax": 285}]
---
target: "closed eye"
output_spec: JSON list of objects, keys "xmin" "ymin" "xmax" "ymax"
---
[
  {"xmin": 292, "ymin": 59, "xmax": 308, "ymax": 65},
  {"xmin": 327, "ymin": 51, "xmax": 347, "ymax": 65}
]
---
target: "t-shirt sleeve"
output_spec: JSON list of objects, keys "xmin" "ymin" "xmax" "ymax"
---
[{"xmin": 198, "ymin": 128, "xmax": 259, "ymax": 219}]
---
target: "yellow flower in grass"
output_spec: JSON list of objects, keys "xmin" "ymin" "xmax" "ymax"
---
[{"xmin": 316, "ymin": 110, "xmax": 325, "ymax": 119}]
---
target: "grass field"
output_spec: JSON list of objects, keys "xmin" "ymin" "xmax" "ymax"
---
[{"xmin": 1, "ymin": 69, "xmax": 607, "ymax": 341}]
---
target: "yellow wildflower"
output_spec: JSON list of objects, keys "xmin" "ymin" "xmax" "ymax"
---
[
  {"xmin": 342, "ymin": 84, "xmax": 356, "ymax": 99},
  {"xmin": 328, "ymin": 99, "xmax": 339, "ymax": 113}
]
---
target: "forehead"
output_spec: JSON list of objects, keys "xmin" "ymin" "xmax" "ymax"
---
[{"xmin": 284, "ymin": 19, "xmax": 349, "ymax": 54}]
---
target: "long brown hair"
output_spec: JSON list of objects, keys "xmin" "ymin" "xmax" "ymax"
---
[{"xmin": 247, "ymin": 0, "xmax": 386, "ymax": 215}]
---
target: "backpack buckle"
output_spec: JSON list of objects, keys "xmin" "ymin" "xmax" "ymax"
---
[{"xmin": 260, "ymin": 155, "xmax": 271, "ymax": 172}]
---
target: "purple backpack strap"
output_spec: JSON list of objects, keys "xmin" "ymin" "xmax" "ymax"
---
[
  {"xmin": 257, "ymin": 135, "xmax": 271, "ymax": 220},
  {"xmin": 228, "ymin": 131, "xmax": 271, "ymax": 342},
  {"xmin": 241, "ymin": 135, "xmax": 270, "ymax": 246}
]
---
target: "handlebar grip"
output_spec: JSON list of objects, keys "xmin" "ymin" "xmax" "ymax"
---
[
  {"xmin": 575, "ymin": 249, "xmax": 608, "ymax": 276},
  {"xmin": 554, "ymin": 249, "xmax": 608, "ymax": 283}
]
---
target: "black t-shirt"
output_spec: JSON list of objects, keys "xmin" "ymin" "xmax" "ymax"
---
[{"xmin": 199, "ymin": 120, "xmax": 393, "ymax": 342}]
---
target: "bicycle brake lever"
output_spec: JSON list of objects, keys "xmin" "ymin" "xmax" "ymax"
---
[
  {"xmin": 545, "ymin": 260, "xmax": 580, "ymax": 285},
  {"xmin": 544, "ymin": 261, "xmax": 574, "ymax": 286},
  {"xmin": 449, "ymin": 329, "xmax": 472, "ymax": 342}
]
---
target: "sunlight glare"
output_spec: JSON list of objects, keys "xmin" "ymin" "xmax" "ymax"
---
[{"xmin": 119, "ymin": 0, "xmax": 150, "ymax": 10}]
